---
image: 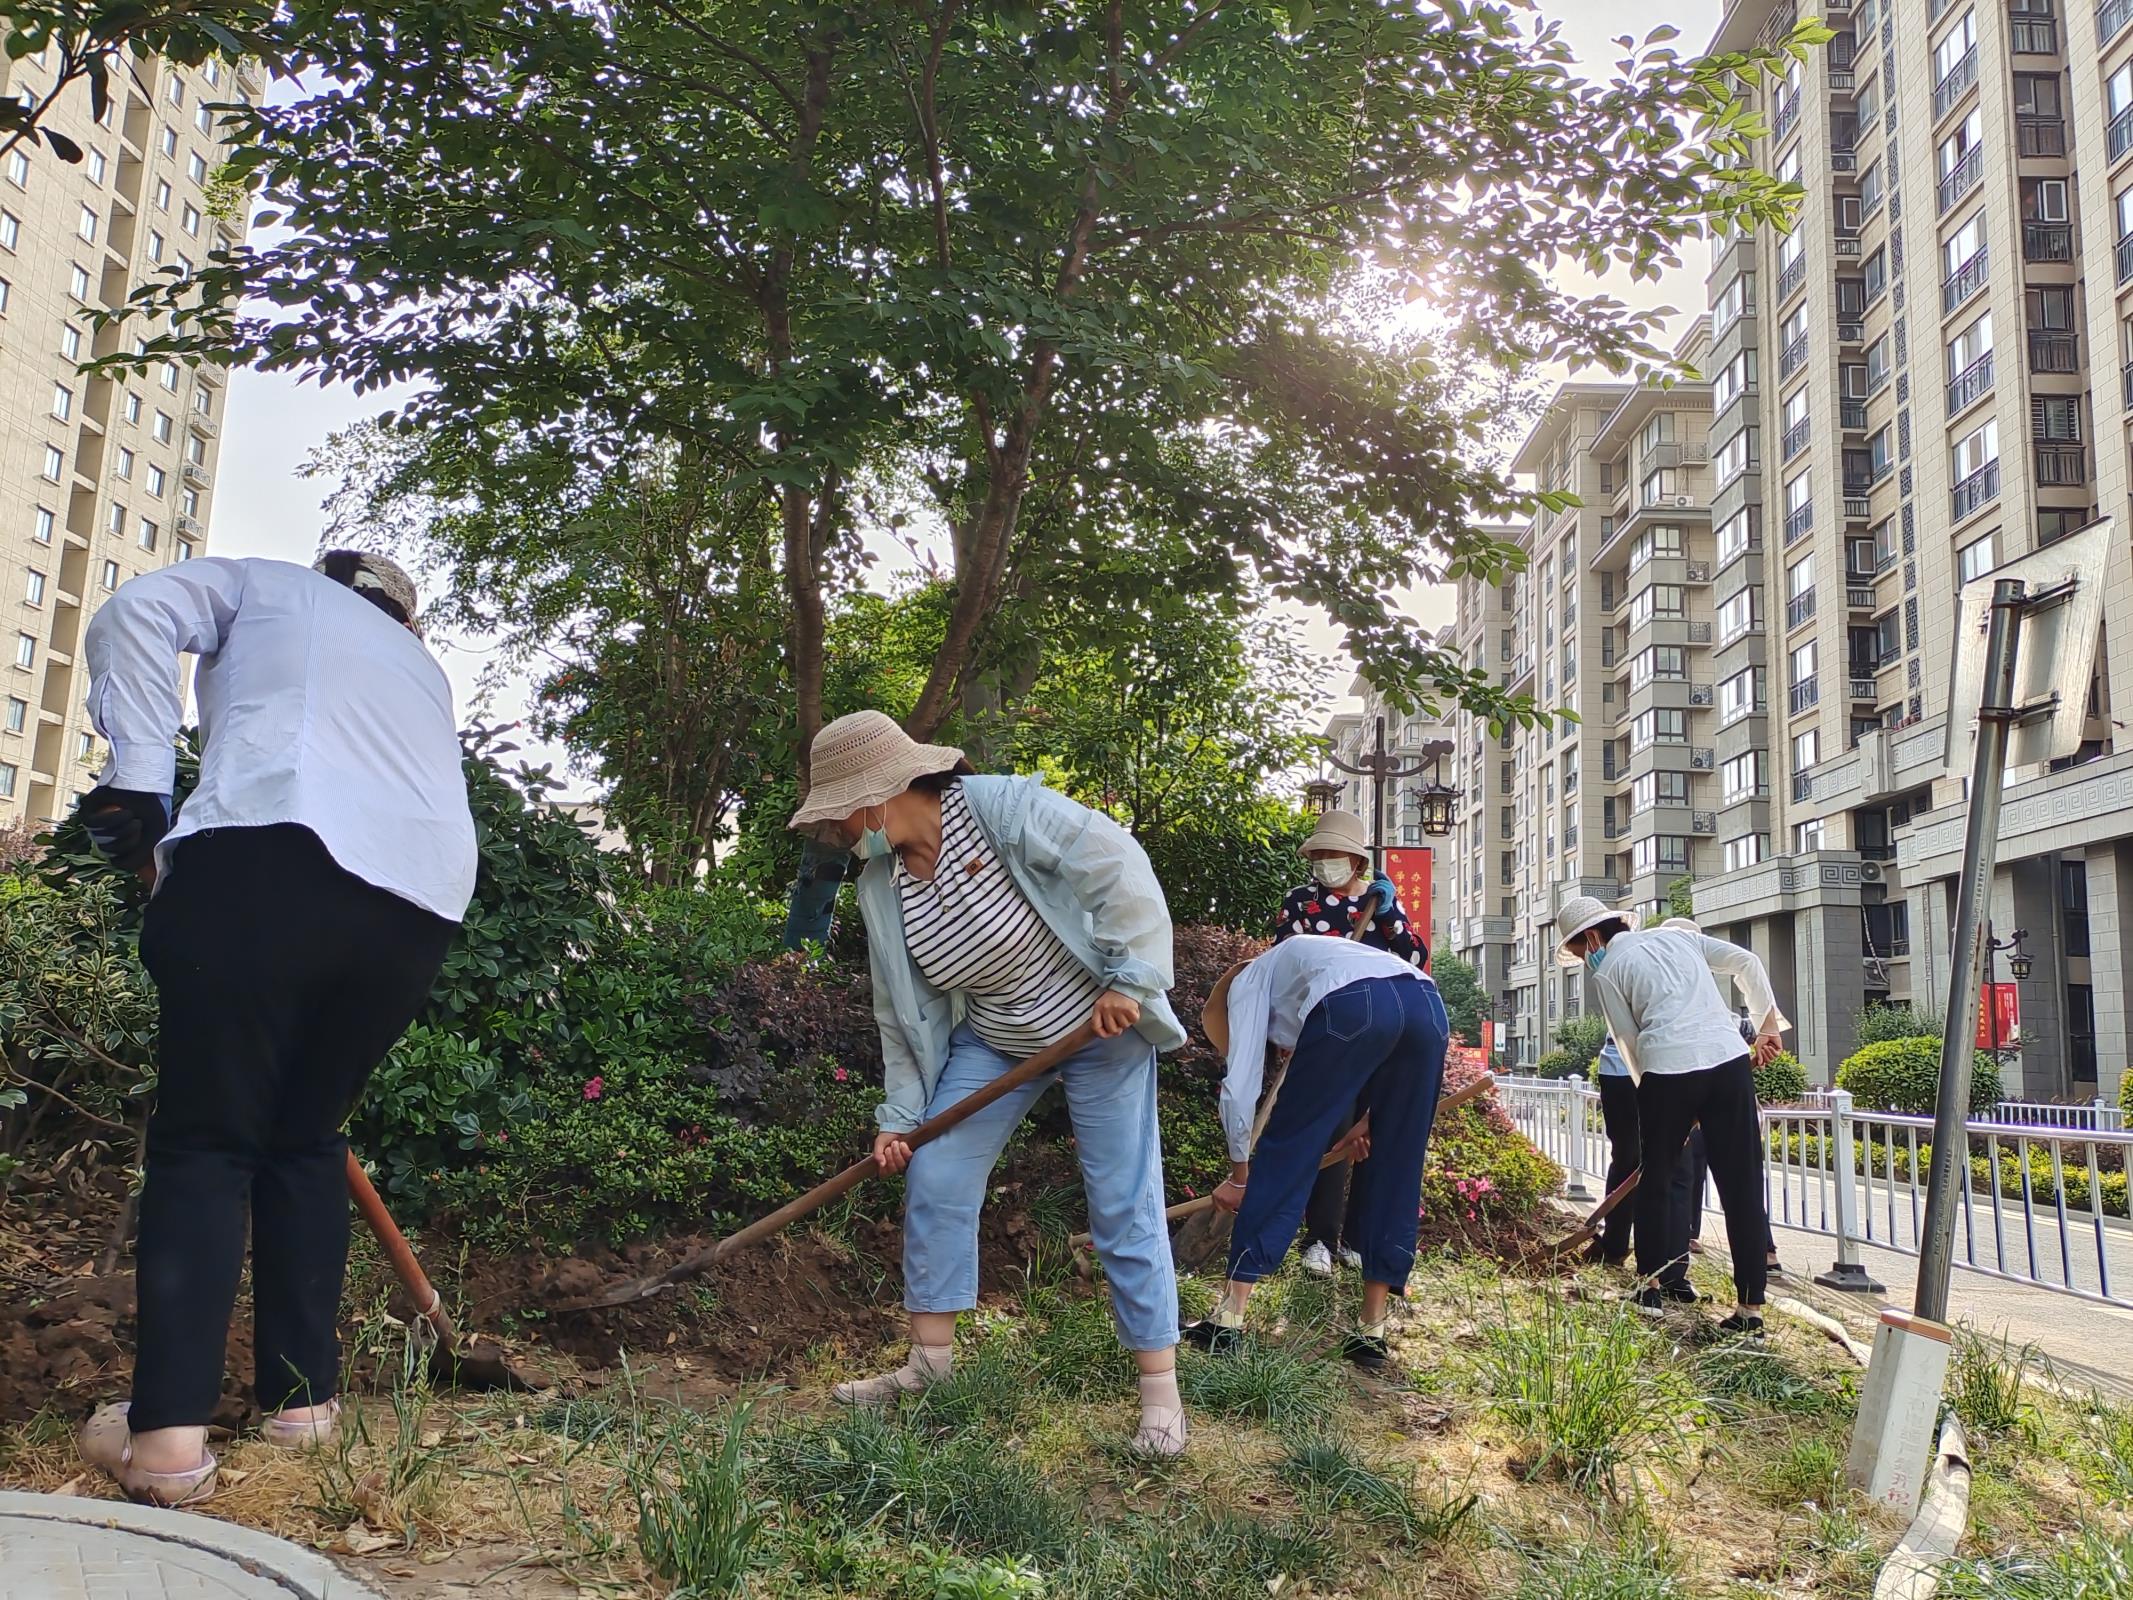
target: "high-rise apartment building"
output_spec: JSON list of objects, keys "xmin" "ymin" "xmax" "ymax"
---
[
  {"xmin": 1454, "ymin": 326, "xmax": 1723, "ymax": 1069},
  {"xmin": 1688, "ymin": 0, "xmax": 2133, "ymax": 1100},
  {"xmin": 0, "ymin": 46, "xmax": 249, "ymax": 825}
]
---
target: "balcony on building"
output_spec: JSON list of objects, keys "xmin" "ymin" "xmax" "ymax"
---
[
  {"xmin": 1946, "ymin": 351, "xmax": 1993, "ymax": 416},
  {"xmin": 1782, "ymin": 418, "xmax": 1810, "ymax": 461},
  {"xmin": 1932, "ymin": 46, "xmax": 1978, "ymax": 125},
  {"xmin": 1788, "ymin": 676, "xmax": 1820, "ymax": 716},
  {"xmin": 1842, "ymin": 483, "xmax": 1873, "ymax": 521},
  {"xmin": 1778, "ymin": 253, "xmax": 1806, "ymax": 306},
  {"xmin": 1944, "ymin": 248, "xmax": 1988, "ymax": 313},
  {"xmin": 1952, "ymin": 460, "xmax": 2001, "ymax": 521},
  {"xmin": 2102, "ymin": 0, "xmax": 2133, "ymax": 47},
  {"xmin": 1837, "ymin": 318, "xmax": 1865, "ymax": 348},
  {"xmin": 1839, "ymin": 397, "xmax": 1867, "ymax": 432},
  {"xmin": 1847, "ymin": 674, "xmax": 1878, "ymax": 702},
  {"xmin": 2028, "ymin": 330, "xmax": 2079, "ymax": 373},
  {"xmin": 2122, "ymin": 360, "xmax": 2133, "ymax": 410},
  {"xmin": 2017, "ymin": 115, "xmax": 2068, "ymax": 159},
  {"xmin": 1786, "ymin": 588, "xmax": 1818, "ymax": 630},
  {"xmin": 2012, "ymin": 12, "xmax": 2059, "ymax": 52},
  {"xmin": 1937, "ymin": 147, "xmax": 1982, "ymax": 215},
  {"xmin": 2117, "ymin": 229, "xmax": 2133, "ymax": 286},
  {"xmin": 1793, "ymin": 769, "xmax": 1815, "ymax": 802},
  {"xmin": 2022, "ymin": 221, "xmax": 2073, "ymax": 263},
  {"xmin": 1784, "ymin": 502, "xmax": 1813, "ymax": 546},
  {"xmin": 2114, "ymin": 103, "xmax": 2133, "ymax": 164},
  {"xmin": 1779, "ymin": 330, "xmax": 1808, "ymax": 381},
  {"xmin": 2035, "ymin": 443, "xmax": 2088, "ymax": 487},
  {"xmin": 1774, "ymin": 88, "xmax": 1802, "ymax": 140}
]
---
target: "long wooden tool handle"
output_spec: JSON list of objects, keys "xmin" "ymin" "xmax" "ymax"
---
[
  {"xmin": 1545, "ymin": 1169, "xmax": 1643, "ymax": 1260},
  {"xmin": 1348, "ymin": 889, "xmax": 1383, "ymax": 942},
  {"xmin": 570, "ymin": 1021, "xmax": 1102, "ymax": 1309},
  {"xmin": 345, "ymin": 1149, "xmax": 461, "ymax": 1343}
]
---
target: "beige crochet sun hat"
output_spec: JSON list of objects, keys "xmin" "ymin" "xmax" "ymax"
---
[
  {"xmin": 1555, "ymin": 894, "xmax": 1639, "ymax": 967},
  {"xmin": 1300, "ymin": 809, "xmax": 1370, "ymax": 863},
  {"xmin": 788, "ymin": 710, "xmax": 969, "ymax": 830}
]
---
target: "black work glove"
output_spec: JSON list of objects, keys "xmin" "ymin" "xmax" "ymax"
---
[{"xmin": 77, "ymin": 785, "xmax": 172, "ymax": 873}]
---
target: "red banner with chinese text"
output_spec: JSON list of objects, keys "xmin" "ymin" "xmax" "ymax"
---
[
  {"xmin": 1975, "ymin": 983, "xmax": 2020, "ymax": 1050},
  {"xmin": 1383, "ymin": 847, "xmax": 1432, "ymax": 973}
]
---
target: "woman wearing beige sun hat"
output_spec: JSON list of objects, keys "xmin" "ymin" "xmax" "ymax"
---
[{"xmin": 789, "ymin": 710, "xmax": 1190, "ymax": 1453}]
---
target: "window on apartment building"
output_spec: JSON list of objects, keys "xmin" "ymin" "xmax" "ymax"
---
[
  {"xmin": 1633, "ymin": 836, "xmax": 1693, "ymax": 875},
  {"xmin": 1787, "ymin": 554, "xmax": 1815, "ymax": 605},
  {"xmin": 1634, "ymin": 771, "xmax": 1690, "ymax": 812},
  {"xmin": 2014, "ymin": 70, "xmax": 2062, "ymax": 120},
  {"xmin": 175, "ymin": 538, "xmax": 195, "ymax": 562},
  {"xmin": 1948, "ymin": 313, "xmax": 1991, "ymax": 381},
  {"xmin": 2033, "ymin": 395, "xmax": 2083, "ymax": 442},
  {"xmin": 57, "ymin": 323, "xmax": 83, "ymax": 363},
  {"xmin": 195, "ymin": 103, "xmax": 213, "ymax": 134},
  {"xmin": 2027, "ymin": 285, "xmax": 2077, "ymax": 331},
  {"xmin": 1958, "ymin": 532, "xmax": 1996, "ymax": 582},
  {"xmin": 4, "ymin": 697, "xmax": 23, "ymax": 733},
  {"xmin": 100, "ymin": 560, "xmax": 118, "ymax": 590},
  {"xmin": 1633, "ymin": 707, "xmax": 1689, "ymax": 747},
  {"xmin": 1944, "ymin": 212, "xmax": 1985, "ymax": 276},
  {"xmin": 2039, "ymin": 507, "xmax": 2089, "ymax": 543},
  {"xmin": 1842, "ymin": 362, "xmax": 1867, "ymax": 402},
  {"xmin": 1789, "ymin": 638, "xmax": 1818, "ymax": 687},
  {"xmin": 1630, "ymin": 524, "xmax": 1685, "ymax": 570},
  {"xmin": 1794, "ymin": 818, "xmax": 1827, "ymax": 852},
  {"xmin": 115, "ymin": 447, "xmax": 134, "ymax": 479},
  {"xmin": 13, "ymin": 634, "xmax": 34, "ymax": 669},
  {"xmin": 119, "ymin": 392, "xmax": 139, "ymax": 425},
  {"xmin": 1939, "ymin": 107, "xmax": 1984, "ymax": 179},
  {"xmin": 1725, "ymin": 834, "xmax": 1768, "ymax": 872},
  {"xmin": 33, "ymin": 507, "xmax": 53, "ymax": 544},
  {"xmin": 165, "ymin": 75, "xmax": 185, "ymax": 105},
  {"xmin": 24, "ymin": 570, "xmax": 44, "ymax": 606},
  {"xmin": 1780, "ymin": 303, "xmax": 1807, "ymax": 357},
  {"xmin": 152, "ymin": 411, "xmax": 174, "ymax": 444},
  {"xmin": 1777, "ymin": 227, "xmax": 1804, "ymax": 278},
  {"xmin": 192, "ymin": 386, "xmax": 212, "ymax": 416},
  {"xmin": 1935, "ymin": 8, "xmax": 1978, "ymax": 83},
  {"xmin": 1715, "ymin": 508, "xmax": 1755, "ymax": 566},
  {"xmin": 49, "ymin": 384, "xmax": 70, "ymax": 421},
  {"xmin": 181, "ymin": 201, "xmax": 200, "ymax": 235},
  {"xmin": 146, "ymin": 229, "xmax": 165, "ymax": 262},
  {"xmin": 1775, "ymin": 143, "xmax": 1801, "ymax": 187},
  {"xmin": 187, "ymin": 151, "xmax": 207, "ymax": 184},
  {"xmin": 106, "ymin": 500, "xmax": 127, "ymax": 535},
  {"xmin": 0, "ymin": 211, "xmax": 20, "ymax": 252},
  {"xmin": 1867, "ymin": 426, "xmax": 1893, "ymax": 479},
  {"xmin": 1630, "ymin": 644, "xmax": 1688, "ymax": 689},
  {"xmin": 158, "ymin": 126, "xmax": 177, "ymax": 157},
  {"xmin": 40, "ymin": 445, "xmax": 62, "ymax": 482},
  {"xmin": 1793, "ymin": 728, "xmax": 1820, "ymax": 771},
  {"xmin": 1714, "ymin": 349, "xmax": 1755, "ymax": 410},
  {"xmin": 1862, "ymin": 337, "xmax": 1891, "ymax": 396},
  {"xmin": 1714, "ymin": 275, "xmax": 1751, "ymax": 329},
  {"xmin": 68, "ymin": 263, "xmax": 88, "ymax": 300},
  {"xmin": 159, "ymin": 362, "xmax": 178, "ymax": 392},
  {"xmin": 1714, "ymin": 427, "xmax": 1753, "ymax": 482},
  {"xmin": 1782, "ymin": 385, "xmax": 1809, "ymax": 435},
  {"xmin": 2022, "ymin": 177, "xmax": 2069, "ymax": 224},
  {"xmin": 75, "ymin": 203, "xmax": 96, "ymax": 244},
  {"xmin": 6, "ymin": 150, "xmax": 28, "ymax": 187},
  {"xmin": 1861, "ymin": 247, "xmax": 1887, "ymax": 306},
  {"xmin": 185, "ymin": 434, "xmax": 205, "ymax": 466},
  {"xmin": 1953, "ymin": 419, "xmax": 1999, "ymax": 483},
  {"xmin": 1718, "ymin": 586, "xmax": 1763, "ymax": 640},
  {"xmin": 1720, "ymin": 666, "xmax": 1767, "ymax": 722},
  {"xmin": 87, "ymin": 149, "xmax": 106, "ymax": 185},
  {"xmin": 0, "ymin": 764, "xmax": 15, "ymax": 800},
  {"xmin": 1627, "ymin": 584, "xmax": 1686, "ymax": 631},
  {"xmin": 75, "ymin": 731, "xmax": 94, "ymax": 762},
  {"xmin": 138, "ymin": 518, "xmax": 157, "ymax": 551},
  {"xmin": 1721, "ymin": 751, "xmax": 1765, "ymax": 804},
  {"xmin": 2062, "ymin": 859, "xmax": 2091, "ymax": 958},
  {"xmin": 154, "ymin": 177, "xmax": 171, "ymax": 210},
  {"xmin": 146, "ymin": 465, "xmax": 166, "ymax": 498}
]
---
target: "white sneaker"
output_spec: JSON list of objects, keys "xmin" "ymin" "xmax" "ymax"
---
[
  {"xmin": 1301, "ymin": 1242, "xmax": 1334, "ymax": 1276},
  {"xmin": 1336, "ymin": 1246, "xmax": 1363, "ymax": 1271}
]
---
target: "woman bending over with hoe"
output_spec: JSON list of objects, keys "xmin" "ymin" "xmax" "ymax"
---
[{"xmin": 790, "ymin": 711, "xmax": 1188, "ymax": 1454}]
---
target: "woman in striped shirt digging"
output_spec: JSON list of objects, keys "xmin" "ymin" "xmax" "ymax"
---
[{"xmin": 790, "ymin": 711, "xmax": 1190, "ymax": 1454}]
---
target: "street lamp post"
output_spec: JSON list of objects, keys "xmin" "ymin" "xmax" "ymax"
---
[
  {"xmin": 1412, "ymin": 737, "xmax": 1459, "ymax": 838},
  {"xmin": 1324, "ymin": 715, "xmax": 1434, "ymax": 869},
  {"xmin": 1982, "ymin": 923, "xmax": 2032, "ymax": 1060}
]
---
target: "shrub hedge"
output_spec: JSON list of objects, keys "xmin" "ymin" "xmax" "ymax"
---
[
  {"xmin": 1753, "ymin": 1050, "xmax": 1808, "ymax": 1104},
  {"xmin": 1836, "ymin": 1036, "xmax": 2003, "ymax": 1117}
]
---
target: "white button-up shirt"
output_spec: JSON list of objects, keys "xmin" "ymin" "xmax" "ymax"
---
[
  {"xmin": 1219, "ymin": 937, "xmax": 1432, "ymax": 1160},
  {"xmin": 1588, "ymin": 928, "xmax": 1786, "ymax": 1082},
  {"xmin": 83, "ymin": 556, "xmax": 477, "ymax": 922}
]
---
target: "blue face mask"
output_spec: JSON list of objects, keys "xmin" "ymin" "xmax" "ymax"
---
[
  {"xmin": 1584, "ymin": 945, "xmax": 1606, "ymax": 972},
  {"xmin": 851, "ymin": 810, "xmax": 893, "ymax": 862}
]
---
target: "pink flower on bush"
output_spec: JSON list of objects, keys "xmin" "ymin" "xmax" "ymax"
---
[
  {"xmin": 582, "ymin": 1076, "xmax": 604, "ymax": 1101},
  {"xmin": 833, "ymin": 1067, "xmax": 849, "ymax": 1083}
]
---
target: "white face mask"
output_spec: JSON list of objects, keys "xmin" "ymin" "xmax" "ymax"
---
[{"xmin": 1310, "ymin": 858, "xmax": 1357, "ymax": 891}]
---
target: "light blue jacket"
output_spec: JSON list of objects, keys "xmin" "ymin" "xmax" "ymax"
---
[
  {"xmin": 856, "ymin": 774, "xmax": 1186, "ymax": 1132},
  {"xmin": 1596, "ymin": 1037, "xmax": 1630, "ymax": 1078}
]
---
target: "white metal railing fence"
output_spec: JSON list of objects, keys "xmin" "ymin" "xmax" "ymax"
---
[
  {"xmin": 1496, "ymin": 1074, "xmax": 2132, "ymax": 1309},
  {"xmin": 1798, "ymin": 1086, "xmax": 2124, "ymax": 1132}
]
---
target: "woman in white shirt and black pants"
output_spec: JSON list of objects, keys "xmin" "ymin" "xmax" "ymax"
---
[
  {"xmin": 1184, "ymin": 937, "xmax": 1448, "ymax": 1369},
  {"xmin": 1557, "ymin": 896, "xmax": 1785, "ymax": 1333}
]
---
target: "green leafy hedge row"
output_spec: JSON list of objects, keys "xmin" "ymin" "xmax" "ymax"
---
[{"xmin": 1766, "ymin": 1129, "xmax": 2129, "ymax": 1220}]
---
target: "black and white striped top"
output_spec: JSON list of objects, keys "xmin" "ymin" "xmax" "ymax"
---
[{"xmin": 898, "ymin": 783, "xmax": 1105, "ymax": 1056}]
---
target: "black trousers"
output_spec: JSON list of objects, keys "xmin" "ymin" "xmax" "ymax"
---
[
  {"xmin": 131, "ymin": 825, "xmax": 456, "ymax": 1430},
  {"xmin": 1302, "ymin": 1099, "xmax": 1366, "ymax": 1251},
  {"xmin": 1595, "ymin": 1073, "xmax": 1640, "ymax": 1262},
  {"xmin": 1633, "ymin": 1057, "xmax": 1770, "ymax": 1307}
]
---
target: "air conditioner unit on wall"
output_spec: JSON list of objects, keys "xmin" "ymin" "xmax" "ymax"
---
[
  {"xmin": 1671, "ymin": 494, "xmax": 1695, "ymax": 509},
  {"xmin": 1859, "ymin": 861, "xmax": 1883, "ymax": 883}
]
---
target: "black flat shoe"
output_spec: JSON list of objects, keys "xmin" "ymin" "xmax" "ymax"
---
[
  {"xmin": 1182, "ymin": 1320, "xmax": 1242, "ymax": 1356},
  {"xmin": 1717, "ymin": 1311, "xmax": 1766, "ymax": 1339},
  {"xmin": 1633, "ymin": 1287, "xmax": 1666, "ymax": 1319},
  {"xmin": 1340, "ymin": 1333, "xmax": 1393, "ymax": 1372},
  {"xmin": 1660, "ymin": 1280, "xmax": 1700, "ymax": 1305}
]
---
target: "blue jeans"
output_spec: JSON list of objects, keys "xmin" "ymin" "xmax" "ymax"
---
[
  {"xmin": 1229, "ymin": 977, "xmax": 1448, "ymax": 1293},
  {"xmin": 903, "ymin": 1025, "xmax": 1179, "ymax": 1350}
]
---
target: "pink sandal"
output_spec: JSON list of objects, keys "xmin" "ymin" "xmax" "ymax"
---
[
  {"xmin": 78, "ymin": 1403, "xmax": 219, "ymax": 1507},
  {"xmin": 260, "ymin": 1398, "xmax": 341, "ymax": 1451}
]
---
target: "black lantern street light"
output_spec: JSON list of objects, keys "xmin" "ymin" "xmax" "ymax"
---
[
  {"xmin": 1982, "ymin": 923, "xmax": 2031, "ymax": 1059},
  {"xmin": 1324, "ymin": 715, "xmax": 1434, "ymax": 870},
  {"xmin": 1303, "ymin": 774, "xmax": 1345, "ymax": 817},
  {"xmin": 1412, "ymin": 737, "xmax": 1459, "ymax": 838}
]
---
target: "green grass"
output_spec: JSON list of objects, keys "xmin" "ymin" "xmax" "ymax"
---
[
  {"xmin": 1761, "ymin": 1433, "xmax": 1845, "ymax": 1505},
  {"xmin": 1060, "ymin": 1507, "xmax": 1337, "ymax": 1600},
  {"xmin": 1948, "ymin": 1329, "xmax": 2040, "ymax": 1445},
  {"xmin": 626, "ymin": 1403, "xmax": 771, "ymax": 1598},
  {"xmin": 1016, "ymin": 1289, "xmax": 1137, "ymax": 1400},
  {"xmin": 2076, "ymin": 1392, "xmax": 2133, "ymax": 1505},
  {"xmin": 906, "ymin": 1340, "xmax": 1032, "ymax": 1434},
  {"xmin": 1934, "ymin": 1526, "xmax": 2133, "ymax": 1599},
  {"xmin": 1276, "ymin": 1433, "xmax": 1477, "ymax": 1546},
  {"xmin": 1694, "ymin": 1340, "xmax": 1839, "ymax": 1419},
  {"xmin": 1176, "ymin": 1336, "xmax": 1348, "ymax": 1428},
  {"xmin": 1511, "ymin": 1526, "xmax": 1688, "ymax": 1600},
  {"xmin": 1475, "ymin": 1289, "xmax": 1699, "ymax": 1490}
]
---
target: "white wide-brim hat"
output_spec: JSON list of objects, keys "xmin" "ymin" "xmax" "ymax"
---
[
  {"xmin": 1202, "ymin": 958, "xmax": 1255, "ymax": 1053},
  {"xmin": 788, "ymin": 710, "xmax": 968, "ymax": 830},
  {"xmin": 1661, "ymin": 916, "xmax": 1701, "ymax": 934},
  {"xmin": 1555, "ymin": 895, "xmax": 1639, "ymax": 967},
  {"xmin": 1300, "ymin": 809, "xmax": 1370, "ymax": 862}
]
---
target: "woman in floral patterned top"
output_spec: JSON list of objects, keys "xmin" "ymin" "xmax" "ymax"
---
[{"xmin": 1270, "ymin": 809, "xmax": 1428, "ymax": 1272}]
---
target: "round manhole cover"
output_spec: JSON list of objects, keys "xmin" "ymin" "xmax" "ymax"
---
[{"xmin": 0, "ymin": 1492, "xmax": 380, "ymax": 1600}]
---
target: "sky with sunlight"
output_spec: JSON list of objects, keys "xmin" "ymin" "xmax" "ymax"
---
[{"xmin": 203, "ymin": 0, "xmax": 1727, "ymax": 788}]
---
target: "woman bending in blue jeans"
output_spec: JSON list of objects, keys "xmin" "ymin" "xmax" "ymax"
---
[
  {"xmin": 789, "ymin": 711, "xmax": 1189, "ymax": 1454},
  {"xmin": 1183, "ymin": 937, "xmax": 1448, "ymax": 1370}
]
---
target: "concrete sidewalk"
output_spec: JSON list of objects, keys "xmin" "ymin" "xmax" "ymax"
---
[{"xmin": 0, "ymin": 1490, "xmax": 382, "ymax": 1599}]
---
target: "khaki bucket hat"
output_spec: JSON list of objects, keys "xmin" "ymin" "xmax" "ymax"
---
[
  {"xmin": 1555, "ymin": 894, "xmax": 1638, "ymax": 967},
  {"xmin": 1201, "ymin": 957, "xmax": 1256, "ymax": 1054},
  {"xmin": 788, "ymin": 710, "xmax": 969, "ymax": 830},
  {"xmin": 1300, "ymin": 809, "xmax": 1370, "ymax": 862}
]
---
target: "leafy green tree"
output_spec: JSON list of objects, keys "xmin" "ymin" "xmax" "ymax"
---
[
  {"xmin": 307, "ymin": 423, "xmax": 789, "ymax": 884},
  {"xmin": 1666, "ymin": 875, "xmax": 1696, "ymax": 921},
  {"xmin": 1431, "ymin": 952, "xmax": 1488, "ymax": 1046},
  {"xmin": 117, "ymin": 1, "xmax": 1820, "ymax": 779}
]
